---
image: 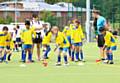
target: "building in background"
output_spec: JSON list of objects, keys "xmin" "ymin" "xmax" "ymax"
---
[{"xmin": 0, "ymin": 1, "xmax": 87, "ymax": 27}]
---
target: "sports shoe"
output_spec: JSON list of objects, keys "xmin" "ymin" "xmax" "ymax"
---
[
  {"xmin": 27, "ymin": 60, "xmax": 35, "ymax": 63},
  {"xmin": 103, "ymin": 60, "xmax": 109, "ymax": 64},
  {"xmin": 101, "ymin": 58, "xmax": 106, "ymax": 61},
  {"xmin": 20, "ymin": 60, "xmax": 26, "ymax": 63},
  {"xmin": 45, "ymin": 57, "xmax": 49, "ymax": 59},
  {"xmin": 75, "ymin": 59, "xmax": 79, "ymax": 62},
  {"xmin": 64, "ymin": 62, "xmax": 69, "ymax": 66},
  {"xmin": 109, "ymin": 61, "xmax": 114, "ymax": 64},
  {"xmin": 71, "ymin": 58, "xmax": 74, "ymax": 61},
  {"xmin": 56, "ymin": 62, "xmax": 61, "ymax": 66}
]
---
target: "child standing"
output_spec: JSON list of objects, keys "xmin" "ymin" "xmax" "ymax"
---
[{"xmin": 21, "ymin": 20, "xmax": 36, "ymax": 63}]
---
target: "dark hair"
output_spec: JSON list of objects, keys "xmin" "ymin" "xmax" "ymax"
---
[
  {"xmin": 2, "ymin": 26, "xmax": 8, "ymax": 31},
  {"xmin": 93, "ymin": 10, "xmax": 100, "ymax": 15},
  {"xmin": 25, "ymin": 20, "xmax": 30, "ymax": 25},
  {"xmin": 75, "ymin": 20, "xmax": 80, "ymax": 24},
  {"xmin": 32, "ymin": 13, "xmax": 38, "ymax": 18},
  {"xmin": 45, "ymin": 28, "xmax": 52, "ymax": 36},
  {"xmin": 99, "ymin": 27, "xmax": 105, "ymax": 32},
  {"xmin": 16, "ymin": 25, "xmax": 20, "ymax": 29},
  {"xmin": 113, "ymin": 31, "xmax": 118, "ymax": 35}
]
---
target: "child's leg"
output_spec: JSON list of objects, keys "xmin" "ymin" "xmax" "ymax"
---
[
  {"xmin": 7, "ymin": 50, "xmax": 12, "ymax": 61},
  {"xmin": 71, "ymin": 45, "xmax": 75, "ymax": 61},
  {"xmin": 108, "ymin": 50, "xmax": 113, "ymax": 63},
  {"xmin": 28, "ymin": 49, "xmax": 33, "ymax": 62},
  {"xmin": 8, "ymin": 53, "xmax": 12, "ymax": 61},
  {"xmin": 75, "ymin": 46, "xmax": 80, "ymax": 61},
  {"xmin": 3, "ymin": 50, "xmax": 7, "ymax": 61},
  {"xmin": 22, "ymin": 49, "xmax": 26, "ymax": 62},
  {"xmin": 106, "ymin": 48, "xmax": 114, "ymax": 64},
  {"xmin": 0, "ymin": 48, "xmax": 3, "ymax": 62},
  {"xmin": 21, "ymin": 50, "xmax": 24, "ymax": 61},
  {"xmin": 67, "ymin": 36, "xmax": 71, "ymax": 57},
  {"xmin": 68, "ymin": 47, "xmax": 71, "ymax": 57},
  {"xmin": 45, "ymin": 46, "xmax": 51, "ymax": 58},
  {"xmin": 56, "ymin": 49, "xmax": 62, "ymax": 65},
  {"xmin": 21, "ymin": 44, "xmax": 26, "ymax": 62},
  {"xmin": 42, "ymin": 45, "xmax": 49, "ymax": 65},
  {"xmin": 79, "ymin": 47, "xmax": 84, "ymax": 61},
  {"xmin": 62, "ymin": 49, "xmax": 68, "ymax": 64},
  {"xmin": 27, "ymin": 44, "xmax": 34, "ymax": 62}
]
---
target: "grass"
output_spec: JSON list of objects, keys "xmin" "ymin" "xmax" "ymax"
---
[{"xmin": 0, "ymin": 43, "xmax": 120, "ymax": 83}]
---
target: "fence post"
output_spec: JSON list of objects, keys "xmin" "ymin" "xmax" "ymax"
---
[{"xmin": 86, "ymin": 0, "xmax": 91, "ymax": 42}]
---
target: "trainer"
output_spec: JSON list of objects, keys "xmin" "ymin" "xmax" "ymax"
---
[
  {"xmin": 92, "ymin": 10, "xmax": 107, "ymax": 60},
  {"xmin": 31, "ymin": 14, "xmax": 44, "ymax": 61}
]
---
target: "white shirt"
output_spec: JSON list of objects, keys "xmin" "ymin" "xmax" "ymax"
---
[
  {"xmin": 31, "ymin": 20, "xmax": 44, "ymax": 33},
  {"xmin": 12, "ymin": 30, "xmax": 16, "ymax": 41},
  {"xmin": 16, "ymin": 28, "xmax": 21, "ymax": 38}
]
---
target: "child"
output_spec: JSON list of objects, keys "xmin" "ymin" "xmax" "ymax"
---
[
  {"xmin": 21, "ymin": 20, "xmax": 36, "ymax": 63},
  {"xmin": 71, "ymin": 19, "xmax": 85, "ymax": 63},
  {"xmin": 0, "ymin": 26, "xmax": 9, "ymax": 62},
  {"xmin": 2, "ymin": 32, "xmax": 14, "ymax": 62},
  {"xmin": 42, "ymin": 30, "xmax": 51, "ymax": 60},
  {"xmin": 43, "ymin": 26, "xmax": 70, "ymax": 66},
  {"xmin": 63, "ymin": 21, "xmax": 72, "ymax": 59},
  {"xmin": 100, "ymin": 28, "xmax": 116, "ymax": 64},
  {"xmin": 41, "ymin": 23, "xmax": 51, "ymax": 59}
]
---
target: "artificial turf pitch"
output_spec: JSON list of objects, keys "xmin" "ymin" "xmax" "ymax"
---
[{"xmin": 0, "ymin": 43, "xmax": 120, "ymax": 83}]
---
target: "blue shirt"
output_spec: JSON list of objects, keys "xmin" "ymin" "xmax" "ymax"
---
[{"xmin": 97, "ymin": 16, "xmax": 106, "ymax": 34}]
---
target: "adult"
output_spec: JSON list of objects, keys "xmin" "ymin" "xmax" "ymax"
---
[
  {"xmin": 31, "ymin": 14, "xmax": 44, "ymax": 61},
  {"xmin": 92, "ymin": 10, "xmax": 107, "ymax": 60}
]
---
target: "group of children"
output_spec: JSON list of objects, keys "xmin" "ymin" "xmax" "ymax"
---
[
  {"xmin": 0, "ymin": 18, "xmax": 118, "ymax": 66},
  {"xmin": 41, "ymin": 19, "xmax": 85, "ymax": 66},
  {"xmin": 0, "ymin": 19, "xmax": 86, "ymax": 66}
]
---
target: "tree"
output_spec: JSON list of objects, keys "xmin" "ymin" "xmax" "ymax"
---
[
  {"xmin": 40, "ymin": 11, "xmax": 58, "ymax": 26},
  {"xmin": 0, "ymin": 16, "xmax": 13, "ymax": 24}
]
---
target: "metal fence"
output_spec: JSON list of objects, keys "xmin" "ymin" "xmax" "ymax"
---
[{"xmin": 91, "ymin": 0, "xmax": 120, "ymax": 30}]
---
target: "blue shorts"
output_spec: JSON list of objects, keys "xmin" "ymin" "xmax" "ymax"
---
[
  {"xmin": 107, "ymin": 46, "xmax": 117, "ymax": 51},
  {"xmin": 16, "ymin": 38, "xmax": 21, "ymax": 42},
  {"xmin": 23, "ymin": 44, "xmax": 32, "ymax": 49},
  {"xmin": 6, "ymin": 46, "xmax": 11, "ymax": 50},
  {"xmin": 59, "ymin": 47, "xmax": 68, "ymax": 52},
  {"xmin": 67, "ymin": 36, "xmax": 71, "ymax": 44},
  {"xmin": 73, "ymin": 42, "xmax": 83, "ymax": 47},
  {"xmin": 0, "ymin": 46, "xmax": 4, "ymax": 49}
]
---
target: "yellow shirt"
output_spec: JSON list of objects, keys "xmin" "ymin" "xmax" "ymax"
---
[
  {"xmin": 104, "ymin": 31, "xmax": 116, "ymax": 47},
  {"xmin": 42, "ymin": 32, "xmax": 52, "ymax": 45},
  {"xmin": 42, "ymin": 32, "xmax": 70, "ymax": 48},
  {"xmin": 63, "ymin": 26, "xmax": 71, "ymax": 37},
  {"xmin": 56, "ymin": 32, "xmax": 70, "ymax": 48},
  {"xmin": 0, "ymin": 31, "xmax": 9, "ymax": 47},
  {"xmin": 5, "ymin": 33, "xmax": 11, "ymax": 46},
  {"xmin": 71, "ymin": 24, "xmax": 84, "ymax": 43},
  {"xmin": 21, "ymin": 27, "xmax": 36, "ymax": 45}
]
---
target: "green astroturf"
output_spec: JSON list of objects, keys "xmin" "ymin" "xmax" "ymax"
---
[{"xmin": 0, "ymin": 43, "xmax": 120, "ymax": 83}]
